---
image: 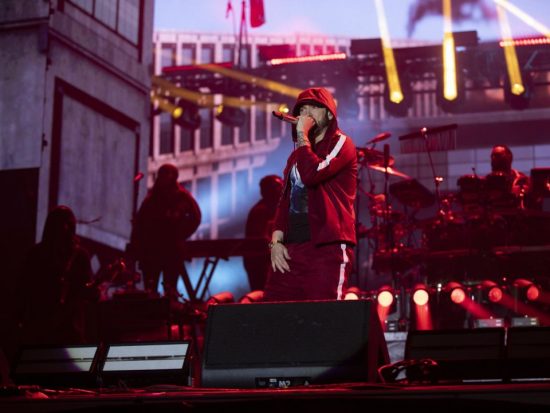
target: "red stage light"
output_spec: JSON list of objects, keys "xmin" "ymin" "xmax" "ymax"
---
[
  {"xmin": 450, "ymin": 287, "xmax": 466, "ymax": 304},
  {"xmin": 488, "ymin": 286, "xmax": 503, "ymax": 303},
  {"xmin": 526, "ymin": 284, "xmax": 540, "ymax": 302},
  {"xmin": 513, "ymin": 278, "xmax": 542, "ymax": 302},
  {"xmin": 344, "ymin": 286, "xmax": 362, "ymax": 300}
]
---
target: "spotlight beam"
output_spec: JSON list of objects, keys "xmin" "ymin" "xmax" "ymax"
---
[
  {"xmin": 460, "ymin": 297, "xmax": 494, "ymax": 319},
  {"xmin": 201, "ymin": 64, "xmax": 303, "ymax": 99},
  {"xmin": 152, "ymin": 76, "xmax": 290, "ymax": 119},
  {"xmin": 414, "ymin": 303, "xmax": 433, "ymax": 330},
  {"xmin": 374, "ymin": 0, "xmax": 404, "ymax": 104},
  {"xmin": 495, "ymin": 0, "xmax": 525, "ymax": 96},
  {"xmin": 493, "ymin": 0, "xmax": 550, "ymax": 38},
  {"xmin": 442, "ymin": 0, "xmax": 458, "ymax": 101}
]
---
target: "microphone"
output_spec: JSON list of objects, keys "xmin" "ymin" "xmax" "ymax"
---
[
  {"xmin": 367, "ymin": 132, "xmax": 391, "ymax": 145},
  {"xmin": 272, "ymin": 110, "xmax": 298, "ymax": 125},
  {"xmin": 383, "ymin": 144, "xmax": 390, "ymax": 168},
  {"xmin": 134, "ymin": 172, "xmax": 144, "ymax": 183}
]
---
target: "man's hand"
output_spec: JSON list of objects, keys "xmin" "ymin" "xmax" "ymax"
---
[
  {"xmin": 271, "ymin": 242, "xmax": 291, "ymax": 273},
  {"xmin": 296, "ymin": 115, "xmax": 316, "ymax": 147}
]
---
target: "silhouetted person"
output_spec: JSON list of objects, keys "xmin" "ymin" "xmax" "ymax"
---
[
  {"xmin": 130, "ymin": 164, "xmax": 201, "ymax": 303},
  {"xmin": 486, "ymin": 144, "xmax": 529, "ymax": 208},
  {"xmin": 244, "ymin": 175, "xmax": 284, "ymax": 291},
  {"xmin": 17, "ymin": 206, "xmax": 94, "ymax": 344}
]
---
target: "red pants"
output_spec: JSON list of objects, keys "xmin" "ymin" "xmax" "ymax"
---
[{"xmin": 263, "ymin": 241, "xmax": 354, "ymax": 302}]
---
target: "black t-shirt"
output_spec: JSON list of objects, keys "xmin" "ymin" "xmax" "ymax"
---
[{"xmin": 286, "ymin": 164, "xmax": 311, "ymax": 243}]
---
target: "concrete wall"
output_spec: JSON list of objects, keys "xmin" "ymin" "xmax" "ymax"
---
[
  {"xmin": 1, "ymin": 0, "xmax": 154, "ymax": 249},
  {"xmin": 0, "ymin": 0, "xmax": 50, "ymax": 170}
]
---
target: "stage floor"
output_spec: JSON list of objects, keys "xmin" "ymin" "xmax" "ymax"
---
[{"xmin": 3, "ymin": 381, "xmax": 550, "ymax": 412}]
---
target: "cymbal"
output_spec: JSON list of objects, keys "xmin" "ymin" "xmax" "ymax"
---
[
  {"xmin": 389, "ymin": 178, "xmax": 435, "ymax": 208},
  {"xmin": 368, "ymin": 164, "xmax": 410, "ymax": 179},
  {"xmin": 357, "ymin": 148, "xmax": 395, "ymax": 167}
]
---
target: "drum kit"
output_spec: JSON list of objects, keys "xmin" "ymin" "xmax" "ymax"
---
[{"xmin": 357, "ymin": 134, "xmax": 550, "ymax": 281}]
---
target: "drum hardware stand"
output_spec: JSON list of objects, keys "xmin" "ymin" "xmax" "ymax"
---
[
  {"xmin": 381, "ymin": 144, "xmax": 409, "ymax": 330},
  {"xmin": 420, "ymin": 127, "xmax": 445, "ymax": 216}
]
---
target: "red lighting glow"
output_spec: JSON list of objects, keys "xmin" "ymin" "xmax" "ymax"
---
[{"xmin": 269, "ymin": 52, "xmax": 347, "ymax": 66}]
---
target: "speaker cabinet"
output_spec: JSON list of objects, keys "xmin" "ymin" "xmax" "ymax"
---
[
  {"xmin": 201, "ymin": 300, "xmax": 388, "ymax": 388},
  {"xmin": 506, "ymin": 327, "xmax": 550, "ymax": 380},
  {"xmin": 405, "ymin": 328, "xmax": 506, "ymax": 382}
]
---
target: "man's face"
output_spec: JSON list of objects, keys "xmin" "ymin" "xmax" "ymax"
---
[
  {"xmin": 491, "ymin": 146, "xmax": 512, "ymax": 172},
  {"xmin": 299, "ymin": 103, "xmax": 333, "ymax": 129}
]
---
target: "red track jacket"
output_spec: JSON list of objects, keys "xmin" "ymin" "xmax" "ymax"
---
[{"xmin": 274, "ymin": 88, "xmax": 357, "ymax": 246}]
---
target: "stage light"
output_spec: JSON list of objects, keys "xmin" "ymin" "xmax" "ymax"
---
[
  {"xmin": 383, "ymin": 74, "xmax": 413, "ymax": 117},
  {"xmin": 344, "ymin": 286, "xmax": 362, "ymax": 300},
  {"xmin": 377, "ymin": 287, "xmax": 394, "ymax": 308},
  {"xmin": 479, "ymin": 280, "xmax": 503, "ymax": 303},
  {"xmin": 100, "ymin": 341, "xmax": 191, "ymax": 386},
  {"xmin": 513, "ymin": 278, "xmax": 541, "ymax": 302},
  {"xmin": 239, "ymin": 290, "xmax": 264, "ymax": 303},
  {"xmin": 411, "ymin": 284, "xmax": 433, "ymax": 330},
  {"xmin": 412, "ymin": 285, "xmax": 430, "ymax": 306},
  {"xmin": 504, "ymin": 72, "xmax": 533, "ymax": 110},
  {"xmin": 151, "ymin": 94, "xmax": 184, "ymax": 119},
  {"xmin": 173, "ymin": 103, "xmax": 201, "ymax": 129},
  {"xmin": 436, "ymin": 69, "xmax": 466, "ymax": 113},
  {"xmin": 374, "ymin": 286, "xmax": 396, "ymax": 329},
  {"xmin": 13, "ymin": 345, "xmax": 100, "ymax": 388},
  {"xmin": 206, "ymin": 291, "xmax": 235, "ymax": 306},
  {"xmin": 216, "ymin": 104, "xmax": 246, "ymax": 127},
  {"xmin": 444, "ymin": 281, "xmax": 466, "ymax": 304}
]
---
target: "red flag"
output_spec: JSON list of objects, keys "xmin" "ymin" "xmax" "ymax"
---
[
  {"xmin": 226, "ymin": 0, "xmax": 233, "ymax": 19},
  {"xmin": 249, "ymin": 0, "xmax": 265, "ymax": 28}
]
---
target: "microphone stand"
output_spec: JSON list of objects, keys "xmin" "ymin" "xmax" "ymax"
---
[{"xmin": 421, "ymin": 127, "xmax": 444, "ymax": 215}]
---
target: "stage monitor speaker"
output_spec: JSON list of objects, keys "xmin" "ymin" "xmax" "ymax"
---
[
  {"xmin": 405, "ymin": 328, "xmax": 505, "ymax": 383},
  {"xmin": 99, "ymin": 341, "xmax": 192, "ymax": 386},
  {"xmin": 201, "ymin": 299, "xmax": 388, "ymax": 388},
  {"xmin": 506, "ymin": 326, "xmax": 550, "ymax": 381},
  {"xmin": 13, "ymin": 345, "xmax": 100, "ymax": 388}
]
